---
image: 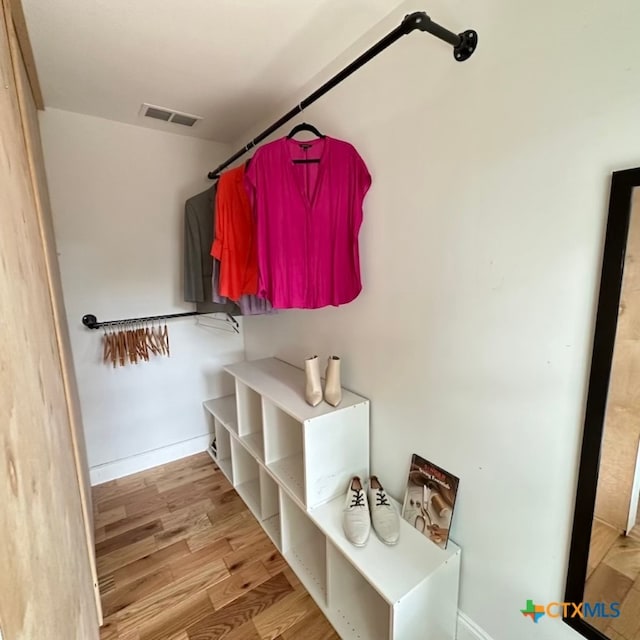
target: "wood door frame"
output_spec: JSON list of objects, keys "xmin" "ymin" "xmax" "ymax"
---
[
  {"xmin": 7, "ymin": 0, "xmax": 43, "ymax": 108},
  {"xmin": 0, "ymin": 1, "xmax": 99, "ymax": 635},
  {"xmin": 3, "ymin": 0, "xmax": 102, "ymax": 622}
]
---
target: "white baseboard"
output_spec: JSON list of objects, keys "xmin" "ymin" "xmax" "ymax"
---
[
  {"xmin": 89, "ymin": 434, "xmax": 212, "ymax": 485},
  {"xmin": 457, "ymin": 611, "xmax": 494, "ymax": 640}
]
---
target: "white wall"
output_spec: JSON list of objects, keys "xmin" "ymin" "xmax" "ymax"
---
[
  {"xmin": 239, "ymin": 1, "xmax": 640, "ymax": 639},
  {"xmin": 39, "ymin": 108, "xmax": 243, "ymax": 483}
]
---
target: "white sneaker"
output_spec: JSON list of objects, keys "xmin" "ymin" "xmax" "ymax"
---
[
  {"xmin": 343, "ymin": 477, "xmax": 370, "ymax": 547},
  {"xmin": 368, "ymin": 476, "xmax": 400, "ymax": 546}
]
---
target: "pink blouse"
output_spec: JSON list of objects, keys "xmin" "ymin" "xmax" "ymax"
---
[{"xmin": 244, "ymin": 136, "xmax": 371, "ymax": 309}]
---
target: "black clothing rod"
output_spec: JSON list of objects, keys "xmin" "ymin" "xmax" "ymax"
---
[
  {"xmin": 208, "ymin": 11, "xmax": 477, "ymax": 179},
  {"xmin": 82, "ymin": 311, "xmax": 239, "ymax": 331}
]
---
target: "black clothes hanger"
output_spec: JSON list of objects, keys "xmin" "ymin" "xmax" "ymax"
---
[
  {"xmin": 287, "ymin": 123, "xmax": 325, "ymax": 164},
  {"xmin": 287, "ymin": 122, "xmax": 326, "ymax": 139}
]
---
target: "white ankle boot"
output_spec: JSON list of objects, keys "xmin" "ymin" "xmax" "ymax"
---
[
  {"xmin": 304, "ymin": 355, "xmax": 322, "ymax": 407},
  {"xmin": 324, "ymin": 356, "xmax": 342, "ymax": 407}
]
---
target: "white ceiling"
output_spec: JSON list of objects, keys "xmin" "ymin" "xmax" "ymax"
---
[{"xmin": 22, "ymin": 0, "xmax": 406, "ymax": 143}]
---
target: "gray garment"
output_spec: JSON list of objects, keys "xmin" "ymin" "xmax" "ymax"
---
[
  {"xmin": 184, "ymin": 185, "xmax": 238, "ymax": 314},
  {"xmin": 212, "ymin": 258, "xmax": 275, "ymax": 316}
]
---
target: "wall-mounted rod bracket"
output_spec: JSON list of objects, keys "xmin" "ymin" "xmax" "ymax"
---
[
  {"xmin": 207, "ymin": 9, "xmax": 478, "ymax": 179},
  {"xmin": 402, "ymin": 11, "xmax": 478, "ymax": 61}
]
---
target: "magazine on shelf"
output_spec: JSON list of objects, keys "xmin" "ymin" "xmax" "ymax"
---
[{"xmin": 401, "ymin": 453, "xmax": 459, "ymax": 549}]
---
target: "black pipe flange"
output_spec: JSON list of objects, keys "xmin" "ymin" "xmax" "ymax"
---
[
  {"xmin": 82, "ymin": 314, "xmax": 98, "ymax": 329},
  {"xmin": 454, "ymin": 30, "xmax": 478, "ymax": 61}
]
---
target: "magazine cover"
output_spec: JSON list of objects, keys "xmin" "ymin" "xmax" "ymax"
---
[{"xmin": 401, "ymin": 453, "xmax": 459, "ymax": 549}]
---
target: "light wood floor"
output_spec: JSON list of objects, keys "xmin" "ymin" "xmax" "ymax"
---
[
  {"xmin": 585, "ymin": 519, "xmax": 640, "ymax": 639},
  {"xmin": 93, "ymin": 452, "xmax": 339, "ymax": 640}
]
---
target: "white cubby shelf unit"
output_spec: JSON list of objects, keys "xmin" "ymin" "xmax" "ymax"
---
[{"xmin": 203, "ymin": 357, "xmax": 461, "ymax": 640}]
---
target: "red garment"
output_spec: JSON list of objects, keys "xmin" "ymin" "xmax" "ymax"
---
[{"xmin": 211, "ymin": 164, "xmax": 258, "ymax": 300}]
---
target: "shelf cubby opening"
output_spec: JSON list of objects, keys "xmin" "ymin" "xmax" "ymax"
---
[
  {"xmin": 260, "ymin": 467, "xmax": 280, "ymax": 520},
  {"xmin": 203, "ymin": 394, "xmax": 238, "ymax": 435},
  {"xmin": 236, "ymin": 381, "xmax": 265, "ymax": 461},
  {"xmin": 280, "ymin": 491, "xmax": 327, "ymax": 606},
  {"xmin": 327, "ymin": 542, "xmax": 390, "ymax": 640},
  {"xmin": 231, "ymin": 438, "xmax": 260, "ymax": 519},
  {"xmin": 263, "ymin": 400, "xmax": 305, "ymax": 505},
  {"xmin": 260, "ymin": 469, "xmax": 282, "ymax": 549},
  {"xmin": 214, "ymin": 417, "xmax": 233, "ymax": 484},
  {"xmin": 262, "ymin": 513, "xmax": 282, "ymax": 552}
]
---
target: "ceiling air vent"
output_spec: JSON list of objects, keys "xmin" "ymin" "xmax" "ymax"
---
[
  {"xmin": 144, "ymin": 106, "xmax": 171, "ymax": 121},
  {"xmin": 140, "ymin": 103, "xmax": 202, "ymax": 128}
]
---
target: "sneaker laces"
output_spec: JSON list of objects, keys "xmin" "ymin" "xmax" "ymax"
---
[
  {"xmin": 350, "ymin": 489, "xmax": 365, "ymax": 508},
  {"xmin": 376, "ymin": 491, "xmax": 390, "ymax": 507}
]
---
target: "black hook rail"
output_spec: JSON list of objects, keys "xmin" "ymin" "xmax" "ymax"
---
[
  {"xmin": 208, "ymin": 11, "xmax": 477, "ymax": 179},
  {"xmin": 82, "ymin": 311, "xmax": 239, "ymax": 332}
]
